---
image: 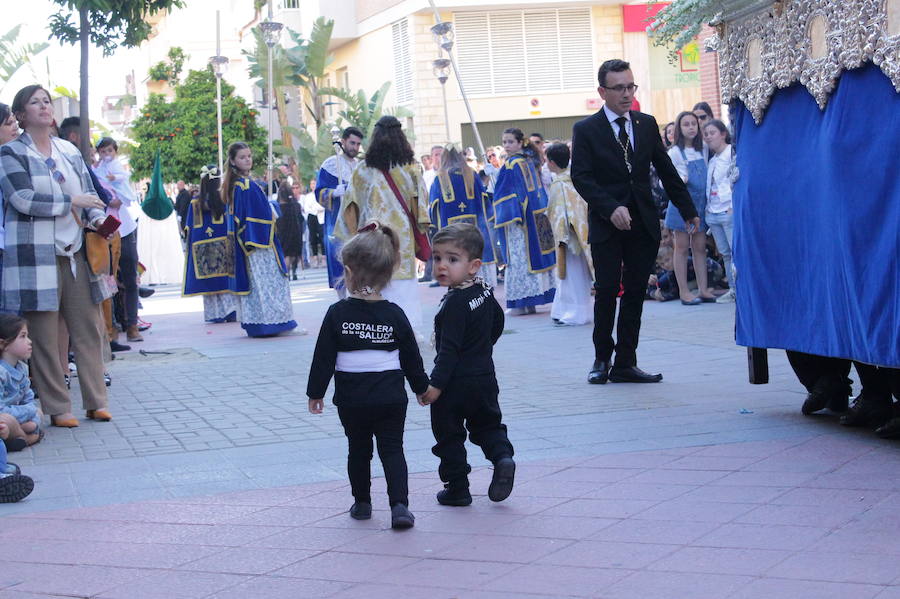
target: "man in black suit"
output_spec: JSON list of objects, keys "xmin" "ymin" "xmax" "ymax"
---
[{"xmin": 572, "ymin": 59, "xmax": 699, "ymax": 384}]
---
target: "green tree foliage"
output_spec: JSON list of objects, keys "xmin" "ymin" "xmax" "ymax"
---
[
  {"xmin": 48, "ymin": 0, "xmax": 185, "ymax": 158},
  {"xmin": 0, "ymin": 25, "xmax": 49, "ymax": 95},
  {"xmin": 320, "ymin": 82, "xmax": 414, "ymax": 141},
  {"xmin": 129, "ymin": 68, "xmax": 267, "ymax": 183},
  {"xmin": 243, "ymin": 28, "xmax": 299, "ymax": 148},
  {"xmin": 148, "ymin": 46, "xmax": 186, "ymax": 82},
  {"xmin": 648, "ymin": 0, "xmax": 719, "ymax": 60},
  {"xmin": 283, "ymin": 18, "xmax": 334, "ymax": 126}
]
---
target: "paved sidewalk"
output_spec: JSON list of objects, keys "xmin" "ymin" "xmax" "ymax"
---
[
  {"xmin": 2, "ymin": 434, "xmax": 900, "ymax": 598},
  {"xmin": 2, "ymin": 268, "xmax": 899, "ymax": 597}
]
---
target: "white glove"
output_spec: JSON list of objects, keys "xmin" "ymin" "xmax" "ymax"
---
[{"xmin": 333, "ymin": 183, "xmax": 348, "ymax": 198}]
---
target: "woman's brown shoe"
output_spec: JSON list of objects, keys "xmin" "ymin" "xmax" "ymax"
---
[
  {"xmin": 51, "ymin": 416, "xmax": 79, "ymax": 428},
  {"xmin": 126, "ymin": 325, "xmax": 144, "ymax": 342},
  {"xmin": 86, "ymin": 409, "xmax": 112, "ymax": 422}
]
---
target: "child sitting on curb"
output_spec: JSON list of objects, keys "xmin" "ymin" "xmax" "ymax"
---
[{"xmin": 0, "ymin": 314, "xmax": 42, "ymax": 451}]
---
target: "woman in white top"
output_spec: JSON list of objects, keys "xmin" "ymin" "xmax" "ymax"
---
[
  {"xmin": 665, "ymin": 111, "xmax": 714, "ymax": 305},
  {"xmin": 703, "ymin": 119, "xmax": 738, "ymax": 303}
]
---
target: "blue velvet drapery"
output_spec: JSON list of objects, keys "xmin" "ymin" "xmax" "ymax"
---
[{"xmin": 733, "ymin": 63, "xmax": 900, "ymax": 367}]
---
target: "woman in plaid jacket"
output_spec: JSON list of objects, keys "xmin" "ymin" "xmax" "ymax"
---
[{"xmin": 0, "ymin": 84, "xmax": 112, "ymax": 428}]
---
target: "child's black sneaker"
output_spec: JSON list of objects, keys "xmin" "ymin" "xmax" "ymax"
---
[
  {"xmin": 349, "ymin": 501, "xmax": 372, "ymax": 520},
  {"xmin": 488, "ymin": 457, "xmax": 516, "ymax": 502},
  {"xmin": 0, "ymin": 473, "xmax": 34, "ymax": 503},
  {"xmin": 436, "ymin": 484, "xmax": 472, "ymax": 506},
  {"xmin": 390, "ymin": 504, "xmax": 415, "ymax": 529}
]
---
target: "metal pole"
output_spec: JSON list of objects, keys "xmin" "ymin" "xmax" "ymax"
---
[
  {"xmin": 215, "ymin": 11, "xmax": 224, "ymax": 174},
  {"xmin": 440, "ymin": 82, "xmax": 450, "ymax": 143},
  {"xmin": 427, "ymin": 0, "xmax": 486, "ymax": 161},
  {"xmin": 267, "ymin": 46, "xmax": 274, "ymax": 197},
  {"xmin": 266, "ymin": 1, "xmax": 275, "ymax": 198}
]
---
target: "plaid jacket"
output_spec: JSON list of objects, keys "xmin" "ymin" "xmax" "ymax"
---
[{"xmin": 0, "ymin": 133, "xmax": 107, "ymax": 312}]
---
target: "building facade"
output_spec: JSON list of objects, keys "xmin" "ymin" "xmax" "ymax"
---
[{"xmin": 316, "ymin": 0, "xmax": 707, "ymax": 155}]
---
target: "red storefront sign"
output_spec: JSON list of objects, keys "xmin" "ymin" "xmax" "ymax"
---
[{"xmin": 622, "ymin": 2, "xmax": 670, "ymax": 33}]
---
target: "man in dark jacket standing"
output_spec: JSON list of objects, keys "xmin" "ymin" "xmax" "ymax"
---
[{"xmin": 572, "ymin": 59, "xmax": 700, "ymax": 385}]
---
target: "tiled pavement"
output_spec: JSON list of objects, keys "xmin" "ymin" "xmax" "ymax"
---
[{"xmin": 2, "ymin": 269, "xmax": 899, "ymax": 597}]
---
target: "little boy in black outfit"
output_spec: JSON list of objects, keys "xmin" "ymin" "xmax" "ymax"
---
[{"xmin": 419, "ymin": 223, "xmax": 515, "ymax": 505}]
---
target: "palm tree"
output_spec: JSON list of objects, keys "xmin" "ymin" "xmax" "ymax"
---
[
  {"xmin": 0, "ymin": 25, "xmax": 49, "ymax": 95},
  {"xmin": 243, "ymin": 27, "xmax": 298, "ymax": 148},
  {"xmin": 319, "ymin": 82, "xmax": 414, "ymax": 140},
  {"xmin": 283, "ymin": 17, "xmax": 334, "ymax": 128}
]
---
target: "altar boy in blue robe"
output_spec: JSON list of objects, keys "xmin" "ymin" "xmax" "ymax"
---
[
  {"xmin": 428, "ymin": 146, "xmax": 499, "ymax": 285},
  {"xmin": 316, "ymin": 126, "xmax": 364, "ymax": 298}
]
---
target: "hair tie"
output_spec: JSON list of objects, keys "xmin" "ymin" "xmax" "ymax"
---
[
  {"xmin": 357, "ymin": 222, "xmax": 379, "ymax": 233},
  {"xmin": 200, "ymin": 164, "xmax": 222, "ymax": 179}
]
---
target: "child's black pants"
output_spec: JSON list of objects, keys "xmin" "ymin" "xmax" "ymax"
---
[
  {"xmin": 429, "ymin": 374, "xmax": 514, "ymax": 486},
  {"xmin": 338, "ymin": 403, "xmax": 408, "ymax": 507}
]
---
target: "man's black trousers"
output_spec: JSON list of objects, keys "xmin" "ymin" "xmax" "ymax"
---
[
  {"xmin": 429, "ymin": 374, "xmax": 514, "ymax": 486},
  {"xmin": 337, "ymin": 403, "xmax": 408, "ymax": 507},
  {"xmin": 591, "ymin": 218, "xmax": 659, "ymax": 367}
]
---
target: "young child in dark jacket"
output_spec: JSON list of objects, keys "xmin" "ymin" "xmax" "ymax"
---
[
  {"xmin": 419, "ymin": 223, "xmax": 515, "ymax": 506},
  {"xmin": 307, "ymin": 222, "xmax": 428, "ymax": 529}
]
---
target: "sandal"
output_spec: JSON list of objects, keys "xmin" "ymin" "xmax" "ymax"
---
[{"xmin": 3, "ymin": 437, "xmax": 27, "ymax": 452}]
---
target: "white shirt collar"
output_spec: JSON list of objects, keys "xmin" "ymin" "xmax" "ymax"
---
[{"xmin": 603, "ymin": 104, "xmax": 631, "ymax": 124}]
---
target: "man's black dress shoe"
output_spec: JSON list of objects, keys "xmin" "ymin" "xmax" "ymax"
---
[
  {"xmin": 138, "ymin": 286, "xmax": 155, "ymax": 298},
  {"xmin": 609, "ymin": 366, "xmax": 663, "ymax": 383},
  {"xmin": 876, "ymin": 417, "xmax": 900, "ymax": 439},
  {"xmin": 588, "ymin": 360, "xmax": 610, "ymax": 384},
  {"xmin": 840, "ymin": 393, "xmax": 893, "ymax": 428}
]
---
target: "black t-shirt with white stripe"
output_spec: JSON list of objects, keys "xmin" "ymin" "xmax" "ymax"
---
[{"xmin": 307, "ymin": 298, "xmax": 429, "ymax": 407}]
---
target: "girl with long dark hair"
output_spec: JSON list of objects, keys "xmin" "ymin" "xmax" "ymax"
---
[
  {"xmin": 334, "ymin": 116, "xmax": 429, "ymax": 330},
  {"xmin": 221, "ymin": 142, "xmax": 300, "ymax": 336},
  {"xmin": 492, "ymin": 127, "xmax": 556, "ymax": 314},
  {"xmin": 182, "ymin": 165, "xmax": 239, "ymax": 322}
]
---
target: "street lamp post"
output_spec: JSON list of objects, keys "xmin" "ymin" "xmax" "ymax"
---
[
  {"xmin": 259, "ymin": 1, "xmax": 283, "ymax": 199},
  {"xmin": 427, "ymin": 3, "xmax": 487, "ymax": 160},
  {"xmin": 208, "ymin": 10, "xmax": 229, "ymax": 176},
  {"xmin": 432, "ymin": 57, "xmax": 451, "ymax": 143}
]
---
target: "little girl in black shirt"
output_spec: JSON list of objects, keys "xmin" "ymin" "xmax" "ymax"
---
[{"xmin": 307, "ymin": 222, "xmax": 428, "ymax": 529}]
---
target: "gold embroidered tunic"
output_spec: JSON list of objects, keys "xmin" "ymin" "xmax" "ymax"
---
[
  {"xmin": 547, "ymin": 171, "xmax": 593, "ymax": 273},
  {"xmin": 335, "ymin": 163, "xmax": 431, "ymax": 280}
]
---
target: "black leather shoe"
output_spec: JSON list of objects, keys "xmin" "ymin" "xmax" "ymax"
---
[
  {"xmin": 390, "ymin": 504, "xmax": 415, "ymax": 529},
  {"xmin": 609, "ymin": 366, "xmax": 663, "ymax": 383},
  {"xmin": 876, "ymin": 418, "xmax": 900, "ymax": 439},
  {"xmin": 138, "ymin": 286, "xmax": 155, "ymax": 298},
  {"xmin": 437, "ymin": 484, "xmax": 472, "ymax": 506},
  {"xmin": 588, "ymin": 360, "xmax": 610, "ymax": 384},
  {"xmin": 801, "ymin": 390, "xmax": 849, "ymax": 415},
  {"xmin": 488, "ymin": 457, "xmax": 516, "ymax": 502},
  {"xmin": 110, "ymin": 340, "xmax": 131, "ymax": 352},
  {"xmin": 349, "ymin": 501, "xmax": 372, "ymax": 520},
  {"xmin": 840, "ymin": 393, "xmax": 893, "ymax": 428}
]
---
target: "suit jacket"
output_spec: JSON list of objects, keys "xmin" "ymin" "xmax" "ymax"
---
[
  {"xmin": 0, "ymin": 133, "xmax": 107, "ymax": 312},
  {"xmin": 571, "ymin": 108, "xmax": 697, "ymax": 244}
]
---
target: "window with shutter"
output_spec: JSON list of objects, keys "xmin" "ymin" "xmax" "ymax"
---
[
  {"xmin": 454, "ymin": 8, "xmax": 594, "ymax": 95},
  {"xmin": 392, "ymin": 19, "xmax": 413, "ymax": 105}
]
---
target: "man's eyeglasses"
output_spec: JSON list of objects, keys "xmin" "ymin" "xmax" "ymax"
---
[
  {"xmin": 602, "ymin": 84, "xmax": 639, "ymax": 94},
  {"xmin": 45, "ymin": 157, "xmax": 66, "ymax": 184}
]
